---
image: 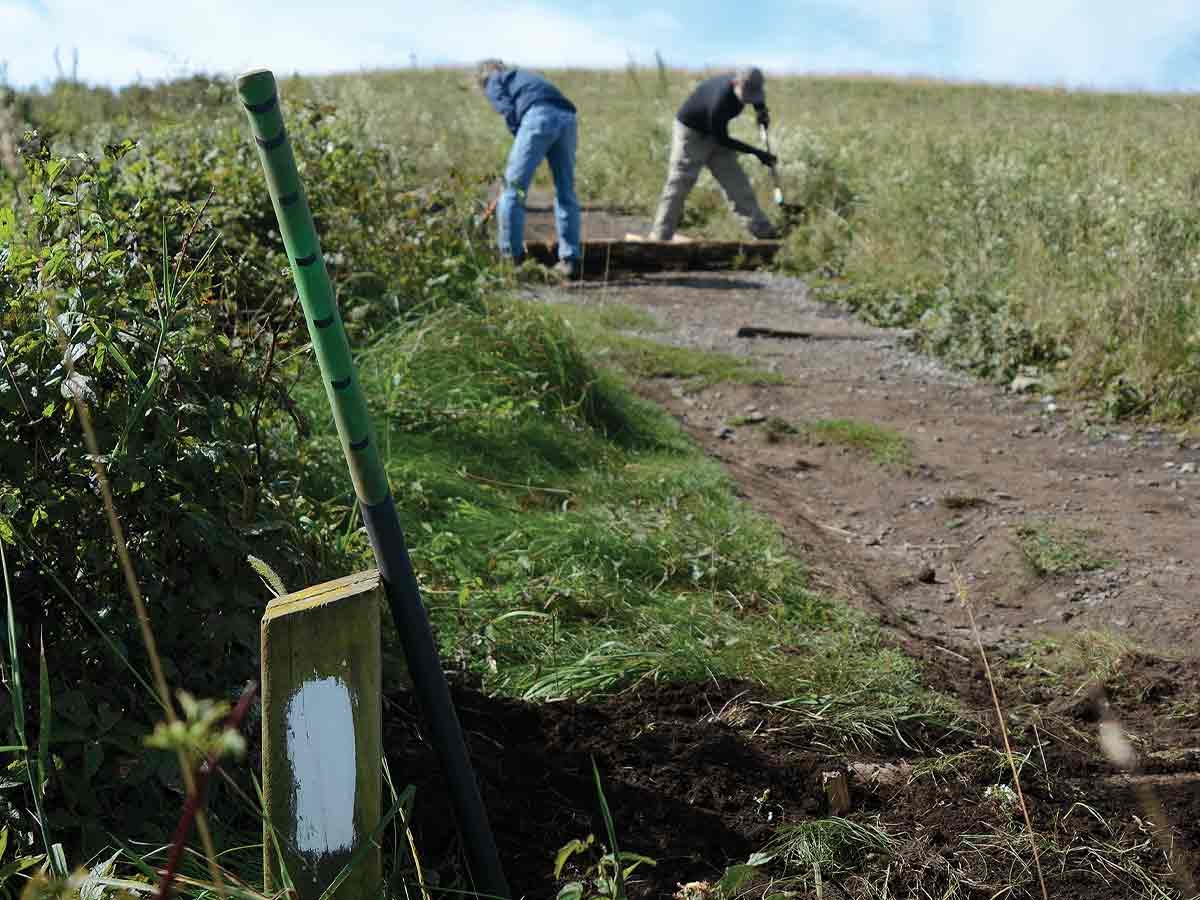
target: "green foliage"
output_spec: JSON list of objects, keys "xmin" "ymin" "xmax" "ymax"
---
[
  {"xmin": 1015, "ymin": 521, "xmax": 1111, "ymax": 575},
  {"xmin": 0, "ymin": 82, "xmax": 501, "ymax": 856},
  {"xmin": 553, "ymin": 762, "xmax": 656, "ymax": 900},
  {"xmin": 144, "ymin": 691, "xmax": 247, "ymax": 764},
  {"xmin": 0, "ymin": 826, "xmax": 44, "ymax": 900},
  {"xmin": 0, "ymin": 133, "xmax": 302, "ymax": 849}
]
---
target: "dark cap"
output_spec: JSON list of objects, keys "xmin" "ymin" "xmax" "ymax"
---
[{"xmin": 735, "ymin": 66, "xmax": 765, "ymax": 105}]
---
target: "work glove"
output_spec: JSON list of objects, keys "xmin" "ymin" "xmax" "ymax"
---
[
  {"xmin": 755, "ymin": 105, "xmax": 770, "ymax": 129},
  {"xmin": 756, "ymin": 149, "xmax": 778, "ymax": 168}
]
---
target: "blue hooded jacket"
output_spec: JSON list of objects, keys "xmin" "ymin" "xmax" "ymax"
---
[{"xmin": 484, "ymin": 68, "xmax": 576, "ymax": 136}]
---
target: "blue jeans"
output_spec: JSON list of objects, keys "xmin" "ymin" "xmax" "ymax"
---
[{"xmin": 498, "ymin": 104, "xmax": 580, "ymax": 262}]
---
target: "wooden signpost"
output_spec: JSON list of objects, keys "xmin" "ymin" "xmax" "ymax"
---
[{"xmin": 261, "ymin": 570, "xmax": 383, "ymax": 899}]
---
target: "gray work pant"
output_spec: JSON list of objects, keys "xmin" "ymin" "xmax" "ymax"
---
[{"xmin": 650, "ymin": 120, "xmax": 776, "ymax": 240}]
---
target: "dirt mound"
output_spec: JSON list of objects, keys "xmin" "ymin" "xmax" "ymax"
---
[
  {"xmin": 386, "ymin": 671, "xmax": 1200, "ymax": 899},
  {"xmin": 387, "ymin": 680, "xmax": 828, "ymax": 898}
]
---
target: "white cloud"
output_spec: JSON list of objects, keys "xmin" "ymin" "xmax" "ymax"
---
[
  {"xmin": 3, "ymin": 0, "xmax": 1199, "ymax": 91},
  {"xmin": 771, "ymin": 0, "xmax": 1200, "ymax": 90},
  {"xmin": 956, "ymin": 0, "xmax": 1198, "ymax": 90},
  {"xmin": 0, "ymin": 0, "xmax": 656, "ymax": 88}
]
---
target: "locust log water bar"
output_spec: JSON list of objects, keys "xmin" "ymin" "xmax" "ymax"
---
[
  {"xmin": 237, "ymin": 69, "xmax": 510, "ymax": 900},
  {"xmin": 524, "ymin": 238, "xmax": 783, "ymax": 275}
]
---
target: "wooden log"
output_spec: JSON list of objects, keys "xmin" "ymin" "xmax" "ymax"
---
[
  {"xmin": 735, "ymin": 326, "xmax": 878, "ymax": 341},
  {"xmin": 524, "ymin": 238, "xmax": 782, "ymax": 275},
  {"xmin": 736, "ymin": 326, "xmax": 815, "ymax": 340},
  {"xmin": 261, "ymin": 570, "xmax": 382, "ymax": 899}
]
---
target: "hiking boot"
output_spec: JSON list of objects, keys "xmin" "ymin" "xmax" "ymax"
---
[{"xmin": 553, "ymin": 258, "xmax": 581, "ymax": 280}]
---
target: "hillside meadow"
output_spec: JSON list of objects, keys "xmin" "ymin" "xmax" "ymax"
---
[
  {"xmin": 303, "ymin": 66, "xmax": 1200, "ymax": 420},
  {"xmin": 1, "ymin": 66, "xmax": 1198, "ymax": 898}
]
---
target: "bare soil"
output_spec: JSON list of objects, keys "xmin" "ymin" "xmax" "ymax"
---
[
  {"xmin": 389, "ymin": 666, "xmax": 1200, "ymax": 900},
  {"xmin": 393, "ymin": 204, "xmax": 1200, "ymax": 899}
]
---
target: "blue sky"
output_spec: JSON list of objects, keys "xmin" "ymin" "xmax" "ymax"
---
[{"xmin": 3, "ymin": 0, "xmax": 1200, "ymax": 92}]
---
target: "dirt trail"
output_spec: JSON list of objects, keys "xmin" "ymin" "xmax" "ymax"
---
[
  {"xmin": 525, "ymin": 202, "xmax": 1199, "ymax": 661},
  {"xmin": 563, "ymin": 272, "xmax": 1199, "ymax": 660}
]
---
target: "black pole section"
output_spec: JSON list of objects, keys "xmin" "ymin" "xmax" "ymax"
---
[
  {"xmin": 236, "ymin": 69, "xmax": 509, "ymax": 899},
  {"xmin": 360, "ymin": 498, "xmax": 511, "ymax": 892}
]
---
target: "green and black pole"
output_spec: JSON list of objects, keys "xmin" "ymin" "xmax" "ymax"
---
[{"xmin": 236, "ymin": 69, "xmax": 509, "ymax": 900}]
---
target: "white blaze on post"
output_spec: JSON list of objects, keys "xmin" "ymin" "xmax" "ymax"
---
[{"xmin": 287, "ymin": 676, "xmax": 358, "ymax": 857}]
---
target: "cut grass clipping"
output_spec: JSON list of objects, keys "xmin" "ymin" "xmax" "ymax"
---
[
  {"xmin": 289, "ymin": 297, "xmax": 951, "ymax": 747},
  {"xmin": 1017, "ymin": 630, "xmax": 1139, "ymax": 694},
  {"xmin": 560, "ymin": 305, "xmax": 785, "ymax": 391},
  {"xmin": 1016, "ymin": 520, "xmax": 1111, "ymax": 575}
]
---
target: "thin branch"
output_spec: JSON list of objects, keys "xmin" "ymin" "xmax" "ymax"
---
[
  {"xmin": 45, "ymin": 296, "xmax": 228, "ymax": 896},
  {"xmin": 155, "ymin": 681, "xmax": 258, "ymax": 900}
]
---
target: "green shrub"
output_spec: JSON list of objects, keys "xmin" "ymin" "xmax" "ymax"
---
[
  {"xmin": 0, "ymin": 134, "xmax": 310, "ymax": 850},
  {"xmin": 0, "ymin": 88, "xmax": 501, "ymax": 854}
]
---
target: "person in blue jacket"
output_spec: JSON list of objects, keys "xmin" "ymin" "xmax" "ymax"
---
[{"xmin": 477, "ymin": 59, "xmax": 581, "ymax": 278}]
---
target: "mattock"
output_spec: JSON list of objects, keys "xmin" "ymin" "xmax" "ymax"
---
[
  {"xmin": 759, "ymin": 123, "xmax": 806, "ymax": 226},
  {"xmin": 759, "ymin": 122, "xmax": 785, "ymax": 206}
]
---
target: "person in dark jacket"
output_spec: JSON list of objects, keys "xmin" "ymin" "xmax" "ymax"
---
[
  {"xmin": 478, "ymin": 59, "xmax": 581, "ymax": 277},
  {"xmin": 650, "ymin": 67, "xmax": 778, "ymax": 240}
]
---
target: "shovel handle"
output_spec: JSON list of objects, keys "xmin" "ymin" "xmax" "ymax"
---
[{"xmin": 758, "ymin": 124, "xmax": 784, "ymax": 205}]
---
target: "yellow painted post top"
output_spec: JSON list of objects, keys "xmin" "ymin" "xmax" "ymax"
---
[{"xmin": 263, "ymin": 569, "xmax": 380, "ymax": 622}]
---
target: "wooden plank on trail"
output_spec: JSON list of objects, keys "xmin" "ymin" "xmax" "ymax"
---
[
  {"xmin": 736, "ymin": 325, "xmax": 879, "ymax": 341},
  {"xmin": 261, "ymin": 570, "xmax": 382, "ymax": 900},
  {"xmin": 524, "ymin": 237, "xmax": 782, "ymax": 275}
]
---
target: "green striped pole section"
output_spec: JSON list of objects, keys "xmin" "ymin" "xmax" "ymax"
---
[{"xmin": 236, "ymin": 69, "xmax": 509, "ymax": 900}]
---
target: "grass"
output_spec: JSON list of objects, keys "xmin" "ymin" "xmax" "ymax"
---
[
  {"xmin": 1017, "ymin": 630, "xmax": 1140, "ymax": 693},
  {"xmin": 561, "ymin": 310, "xmax": 786, "ymax": 390},
  {"xmin": 805, "ymin": 418, "xmax": 913, "ymax": 466},
  {"xmin": 762, "ymin": 818, "xmax": 898, "ymax": 877},
  {"xmin": 282, "ymin": 297, "xmax": 949, "ymax": 748},
  {"xmin": 1015, "ymin": 521, "xmax": 1112, "ymax": 575},
  {"xmin": 19, "ymin": 66, "xmax": 1200, "ymax": 416},
  {"xmin": 558, "ymin": 303, "xmax": 664, "ymax": 334}
]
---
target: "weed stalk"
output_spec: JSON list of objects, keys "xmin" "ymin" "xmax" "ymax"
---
[
  {"xmin": 45, "ymin": 245, "xmax": 228, "ymax": 895},
  {"xmin": 953, "ymin": 569, "xmax": 1049, "ymax": 900}
]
